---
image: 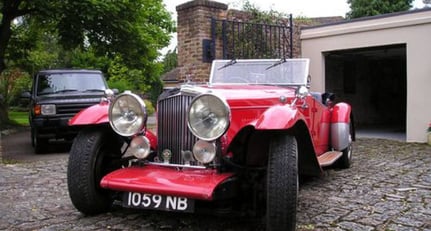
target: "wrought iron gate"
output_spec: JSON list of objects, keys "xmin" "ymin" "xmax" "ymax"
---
[{"xmin": 206, "ymin": 14, "xmax": 293, "ymax": 61}]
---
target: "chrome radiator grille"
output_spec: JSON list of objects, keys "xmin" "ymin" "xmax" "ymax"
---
[{"xmin": 157, "ymin": 94, "xmax": 198, "ymax": 165}]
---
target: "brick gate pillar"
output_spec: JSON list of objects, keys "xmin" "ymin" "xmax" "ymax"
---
[{"xmin": 176, "ymin": 0, "xmax": 228, "ymax": 83}]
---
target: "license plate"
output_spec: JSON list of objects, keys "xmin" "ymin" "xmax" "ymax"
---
[{"xmin": 123, "ymin": 192, "xmax": 194, "ymax": 213}]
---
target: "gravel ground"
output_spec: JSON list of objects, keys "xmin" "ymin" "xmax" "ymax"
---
[{"xmin": 0, "ymin": 135, "xmax": 431, "ymax": 230}]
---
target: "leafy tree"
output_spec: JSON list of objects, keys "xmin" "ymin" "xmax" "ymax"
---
[
  {"xmin": 67, "ymin": 48, "xmax": 110, "ymax": 72},
  {"xmin": 162, "ymin": 48, "xmax": 178, "ymax": 74},
  {"xmin": 107, "ymin": 55, "xmax": 163, "ymax": 104},
  {"xmin": 346, "ymin": 0, "xmax": 413, "ymax": 19},
  {"xmin": 0, "ymin": 68, "xmax": 31, "ymax": 107},
  {"xmin": 0, "ymin": 0, "xmax": 175, "ymax": 126},
  {"xmin": 241, "ymin": 0, "xmax": 289, "ymax": 23}
]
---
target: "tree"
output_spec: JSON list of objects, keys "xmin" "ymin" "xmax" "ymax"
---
[
  {"xmin": 0, "ymin": 0, "xmax": 175, "ymax": 126},
  {"xmin": 161, "ymin": 48, "xmax": 178, "ymax": 74},
  {"xmin": 0, "ymin": 68, "xmax": 30, "ymax": 107},
  {"xmin": 347, "ymin": 0, "xmax": 413, "ymax": 19}
]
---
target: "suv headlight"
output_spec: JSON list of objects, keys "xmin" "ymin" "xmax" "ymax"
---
[
  {"xmin": 38, "ymin": 104, "xmax": 56, "ymax": 115},
  {"xmin": 109, "ymin": 92, "xmax": 147, "ymax": 136},
  {"xmin": 187, "ymin": 93, "xmax": 230, "ymax": 141}
]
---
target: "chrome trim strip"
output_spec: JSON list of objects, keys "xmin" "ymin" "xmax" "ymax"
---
[{"xmin": 146, "ymin": 162, "xmax": 207, "ymax": 169}]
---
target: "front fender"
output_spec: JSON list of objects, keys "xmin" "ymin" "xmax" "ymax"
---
[
  {"xmin": 254, "ymin": 105, "xmax": 305, "ymax": 130},
  {"xmin": 69, "ymin": 102, "xmax": 109, "ymax": 126}
]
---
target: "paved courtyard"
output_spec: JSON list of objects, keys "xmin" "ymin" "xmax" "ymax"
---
[{"xmin": 1, "ymin": 130, "xmax": 430, "ymax": 230}]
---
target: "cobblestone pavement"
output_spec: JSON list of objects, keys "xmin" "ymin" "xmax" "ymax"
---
[{"xmin": 0, "ymin": 137, "xmax": 431, "ymax": 230}]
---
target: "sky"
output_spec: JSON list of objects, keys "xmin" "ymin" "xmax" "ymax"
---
[
  {"xmin": 161, "ymin": 0, "xmax": 428, "ymax": 53},
  {"xmin": 164, "ymin": 0, "xmax": 427, "ymax": 18}
]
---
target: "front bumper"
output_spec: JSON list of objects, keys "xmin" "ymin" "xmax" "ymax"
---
[
  {"xmin": 100, "ymin": 165, "xmax": 236, "ymax": 201},
  {"xmin": 32, "ymin": 116, "xmax": 80, "ymax": 138}
]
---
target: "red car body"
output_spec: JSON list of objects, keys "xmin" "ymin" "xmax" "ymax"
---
[{"xmin": 67, "ymin": 59, "xmax": 354, "ymax": 230}]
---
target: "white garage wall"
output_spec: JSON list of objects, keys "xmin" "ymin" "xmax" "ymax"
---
[{"xmin": 301, "ymin": 9, "xmax": 431, "ymax": 142}]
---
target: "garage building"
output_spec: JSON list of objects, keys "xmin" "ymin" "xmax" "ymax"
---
[{"xmin": 301, "ymin": 8, "xmax": 431, "ymax": 143}]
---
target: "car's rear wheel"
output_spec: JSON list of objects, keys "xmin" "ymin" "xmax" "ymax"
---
[
  {"xmin": 266, "ymin": 135, "xmax": 298, "ymax": 231},
  {"xmin": 67, "ymin": 127, "xmax": 122, "ymax": 215},
  {"xmin": 337, "ymin": 121, "xmax": 353, "ymax": 169}
]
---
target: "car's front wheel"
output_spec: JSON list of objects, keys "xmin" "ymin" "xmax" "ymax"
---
[
  {"xmin": 31, "ymin": 128, "xmax": 47, "ymax": 154},
  {"xmin": 67, "ymin": 127, "xmax": 122, "ymax": 215},
  {"xmin": 266, "ymin": 134, "xmax": 298, "ymax": 231}
]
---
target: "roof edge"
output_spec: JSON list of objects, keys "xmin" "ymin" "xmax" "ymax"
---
[
  {"xmin": 301, "ymin": 7, "xmax": 431, "ymax": 40},
  {"xmin": 303, "ymin": 7, "xmax": 431, "ymax": 30}
]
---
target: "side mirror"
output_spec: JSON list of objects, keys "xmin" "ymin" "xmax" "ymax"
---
[
  {"xmin": 291, "ymin": 86, "xmax": 309, "ymax": 108},
  {"xmin": 21, "ymin": 91, "xmax": 31, "ymax": 99},
  {"xmin": 296, "ymin": 86, "xmax": 309, "ymax": 99}
]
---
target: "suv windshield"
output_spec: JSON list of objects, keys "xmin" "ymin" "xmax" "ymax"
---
[
  {"xmin": 210, "ymin": 59, "xmax": 309, "ymax": 86},
  {"xmin": 37, "ymin": 72, "xmax": 107, "ymax": 95}
]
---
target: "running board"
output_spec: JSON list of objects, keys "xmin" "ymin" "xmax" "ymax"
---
[{"xmin": 318, "ymin": 151, "xmax": 343, "ymax": 167}]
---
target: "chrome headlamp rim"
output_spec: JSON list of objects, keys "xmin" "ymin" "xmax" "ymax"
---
[
  {"xmin": 187, "ymin": 93, "xmax": 231, "ymax": 141},
  {"xmin": 108, "ymin": 91, "xmax": 147, "ymax": 137}
]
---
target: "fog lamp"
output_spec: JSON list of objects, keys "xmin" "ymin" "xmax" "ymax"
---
[
  {"xmin": 192, "ymin": 140, "xmax": 216, "ymax": 164},
  {"xmin": 125, "ymin": 135, "xmax": 150, "ymax": 159}
]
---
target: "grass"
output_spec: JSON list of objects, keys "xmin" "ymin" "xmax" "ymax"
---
[{"xmin": 8, "ymin": 110, "xmax": 29, "ymax": 126}]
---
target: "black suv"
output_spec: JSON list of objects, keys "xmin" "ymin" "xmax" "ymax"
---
[{"xmin": 23, "ymin": 69, "xmax": 109, "ymax": 153}]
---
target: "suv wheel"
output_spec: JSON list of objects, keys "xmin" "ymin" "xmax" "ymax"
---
[
  {"xmin": 266, "ymin": 135, "xmax": 298, "ymax": 231},
  {"xmin": 32, "ymin": 128, "xmax": 47, "ymax": 154},
  {"xmin": 67, "ymin": 128, "xmax": 122, "ymax": 215}
]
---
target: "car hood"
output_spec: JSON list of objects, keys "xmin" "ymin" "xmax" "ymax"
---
[{"xmin": 35, "ymin": 92, "xmax": 104, "ymax": 104}]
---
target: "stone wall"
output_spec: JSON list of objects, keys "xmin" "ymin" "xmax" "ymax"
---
[{"xmin": 173, "ymin": 0, "xmax": 344, "ymax": 84}]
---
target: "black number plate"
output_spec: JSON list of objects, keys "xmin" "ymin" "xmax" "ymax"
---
[{"xmin": 123, "ymin": 192, "xmax": 194, "ymax": 213}]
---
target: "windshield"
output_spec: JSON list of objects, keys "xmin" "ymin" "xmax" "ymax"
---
[
  {"xmin": 210, "ymin": 59, "xmax": 309, "ymax": 86},
  {"xmin": 36, "ymin": 72, "xmax": 107, "ymax": 95}
]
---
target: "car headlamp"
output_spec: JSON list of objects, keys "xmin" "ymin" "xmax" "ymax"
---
[
  {"xmin": 187, "ymin": 94, "xmax": 230, "ymax": 141},
  {"xmin": 41, "ymin": 104, "xmax": 56, "ymax": 115},
  {"xmin": 109, "ymin": 92, "xmax": 147, "ymax": 136},
  {"xmin": 193, "ymin": 140, "xmax": 216, "ymax": 164}
]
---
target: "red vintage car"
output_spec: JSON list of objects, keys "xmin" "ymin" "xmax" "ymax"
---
[{"xmin": 67, "ymin": 59, "xmax": 354, "ymax": 231}]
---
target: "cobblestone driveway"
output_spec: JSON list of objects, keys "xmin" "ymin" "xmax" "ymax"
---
[{"xmin": 0, "ymin": 138, "xmax": 430, "ymax": 230}]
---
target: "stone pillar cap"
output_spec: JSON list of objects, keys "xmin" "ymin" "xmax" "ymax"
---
[{"xmin": 176, "ymin": 0, "xmax": 228, "ymax": 11}]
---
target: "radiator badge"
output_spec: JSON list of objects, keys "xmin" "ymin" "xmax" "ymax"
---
[{"xmin": 162, "ymin": 149, "xmax": 172, "ymax": 164}]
